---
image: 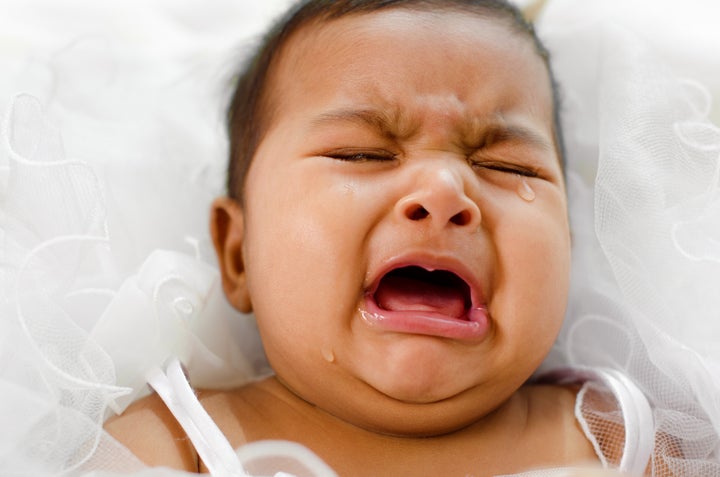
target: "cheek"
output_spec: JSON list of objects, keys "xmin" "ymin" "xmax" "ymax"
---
[
  {"xmin": 489, "ymin": 198, "xmax": 570, "ymax": 347},
  {"xmin": 240, "ymin": 168, "xmax": 372, "ymax": 341}
]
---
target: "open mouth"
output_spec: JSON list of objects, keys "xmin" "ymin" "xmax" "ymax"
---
[
  {"xmin": 374, "ymin": 266, "xmax": 471, "ymax": 319},
  {"xmin": 362, "ymin": 265, "xmax": 489, "ymax": 341}
]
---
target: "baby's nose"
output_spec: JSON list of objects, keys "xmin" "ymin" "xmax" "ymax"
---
[{"xmin": 395, "ymin": 167, "xmax": 481, "ymax": 230}]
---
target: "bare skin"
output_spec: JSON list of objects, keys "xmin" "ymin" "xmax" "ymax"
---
[{"xmin": 106, "ymin": 380, "xmax": 599, "ymax": 476}]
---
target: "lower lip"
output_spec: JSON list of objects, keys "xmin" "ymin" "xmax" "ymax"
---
[{"xmin": 359, "ymin": 296, "xmax": 490, "ymax": 342}]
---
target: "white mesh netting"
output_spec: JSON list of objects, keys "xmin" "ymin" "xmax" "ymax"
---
[{"xmin": 534, "ymin": 0, "xmax": 720, "ymax": 475}]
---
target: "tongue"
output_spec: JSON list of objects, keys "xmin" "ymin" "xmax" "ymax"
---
[{"xmin": 374, "ymin": 273, "xmax": 467, "ymax": 318}]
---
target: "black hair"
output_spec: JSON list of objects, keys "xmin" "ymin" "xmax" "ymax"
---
[{"xmin": 226, "ymin": 0, "xmax": 564, "ymax": 200}]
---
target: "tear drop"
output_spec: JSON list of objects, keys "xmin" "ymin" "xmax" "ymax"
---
[
  {"xmin": 517, "ymin": 178, "xmax": 536, "ymax": 202},
  {"xmin": 321, "ymin": 348, "xmax": 336, "ymax": 363}
]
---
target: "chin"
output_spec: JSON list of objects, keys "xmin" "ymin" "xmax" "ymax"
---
[
  {"xmin": 345, "ymin": 387, "xmax": 500, "ymax": 438},
  {"xmin": 371, "ymin": 373, "xmax": 462, "ymax": 405},
  {"xmin": 355, "ymin": 337, "xmax": 486, "ymax": 403},
  {"xmin": 339, "ymin": 377, "xmax": 499, "ymax": 437}
]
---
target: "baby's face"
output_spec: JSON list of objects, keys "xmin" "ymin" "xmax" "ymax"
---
[{"xmin": 223, "ymin": 9, "xmax": 570, "ymax": 435}]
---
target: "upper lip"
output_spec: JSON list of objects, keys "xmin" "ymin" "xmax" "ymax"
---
[{"xmin": 365, "ymin": 251, "xmax": 486, "ymax": 309}]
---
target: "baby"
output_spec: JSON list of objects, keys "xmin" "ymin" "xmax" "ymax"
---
[{"xmin": 106, "ymin": 0, "xmax": 607, "ymax": 474}]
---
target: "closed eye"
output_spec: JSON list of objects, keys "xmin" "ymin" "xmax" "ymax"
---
[
  {"xmin": 325, "ymin": 148, "xmax": 397, "ymax": 162},
  {"xmin": 471, "ymin": 161, "xmax": 538, "ymax": 178}
]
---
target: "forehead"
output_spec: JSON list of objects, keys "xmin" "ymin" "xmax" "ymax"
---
[{"xmin": 265, "ymin": 8, "xmax": 553, "ymax": 144}]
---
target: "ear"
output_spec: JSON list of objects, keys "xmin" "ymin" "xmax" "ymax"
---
[{"xmin": 210, "ymin": 197, "xmax": 252, "ymax": 313}]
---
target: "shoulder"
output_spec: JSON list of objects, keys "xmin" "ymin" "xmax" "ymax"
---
[
  {"xmin": 195, "ymin": 378, "xmax": 289, "ymax": 444},
  {"xmin": 104, "ymin": 392, "xmax": 199, "ymax": 472},
  {"xmin": 521, "ymin": 384, "xmax": 599, "ymax": 465}
]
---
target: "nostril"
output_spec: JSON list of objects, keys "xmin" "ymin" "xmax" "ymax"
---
[
  {"xmin": 397, "ymin": 194, "xmax": 481, "ymax": 228},
  {"xmin": 406, "ymin": 204, "xmax": 430, "ymax": 221},
  {"xmin": 450, "ymin": 210, "xmax": 472, "ymax": 226}
]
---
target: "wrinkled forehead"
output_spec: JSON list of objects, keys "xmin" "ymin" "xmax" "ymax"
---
[
  {"xmin": 281, "ymin": 8, "xmax": 536, "ymax": 74},
  {"xmin": 261, "ymin": 8, "xmax": 553, "ymax": 140}
]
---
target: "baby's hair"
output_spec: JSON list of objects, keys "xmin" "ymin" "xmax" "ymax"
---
[{"xmin": 226, "ymin": 0, "xmax": 565, "ymax": 200}]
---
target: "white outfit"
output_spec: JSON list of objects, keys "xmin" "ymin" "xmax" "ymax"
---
[{"xmin": 1, "ymin": 1, "xmax": 719, "ymax": 476}]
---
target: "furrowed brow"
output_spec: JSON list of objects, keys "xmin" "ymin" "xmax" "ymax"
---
[
  {"xmin": 474, "ymin": 118, "xmax": 553, "ymax": 153},
  {"xmin": 310, "ymin": 108, "xmax": 409, "ymax": 139}
]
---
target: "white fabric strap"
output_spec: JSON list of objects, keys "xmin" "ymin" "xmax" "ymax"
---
[
  {"xmin": 597, "ymin": 369, "xmax": 655, "ymax": 476},
  {"xmin": 547, "ymin": 367, "xmax": 654, "ymax": 475},
  {"xmin": 146, "ymin": 358, "xmax": 251, "ymax": 477}
]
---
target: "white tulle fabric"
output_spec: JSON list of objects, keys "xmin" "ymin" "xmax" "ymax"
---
[
  {"xmin": 532, "ymin": 1, "xmax": 720, "ymax": 475},
  {"xmin": 1, "ymin": 0, "xmax": 719, "ymax": 476}
]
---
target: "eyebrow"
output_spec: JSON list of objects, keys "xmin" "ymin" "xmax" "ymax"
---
[
  {"xmin": 310, "ymin": 107, "xmax": 410, "ymax": 139},
  {"xmin": 480, "ymin": 122, "xmax": 554, "ymax": 152},
  {"xmin": 310, "ymin": 107, "xmax": 553, "ymax": 152}
]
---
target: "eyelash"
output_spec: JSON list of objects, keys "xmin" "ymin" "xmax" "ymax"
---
[
  {"xmin": 327, "ymin": 150, "xmax": 397, "ymax": 162},
  {"xmin": 471, "ymin": 161, "xmax": 538, "ymax": 178},
  {"xmin": 326, "ymin": 150, "xmax": 538, "ymax": 178}
]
